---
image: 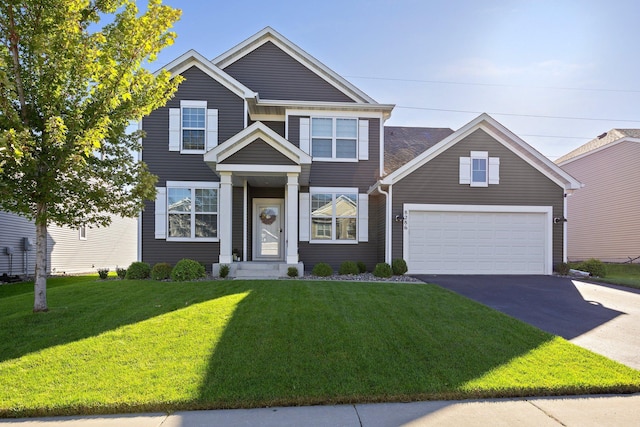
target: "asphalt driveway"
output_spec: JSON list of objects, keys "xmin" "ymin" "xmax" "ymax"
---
[{"xmin": 414, "ymin": 275, "xmax": 640, "ymax": 370}]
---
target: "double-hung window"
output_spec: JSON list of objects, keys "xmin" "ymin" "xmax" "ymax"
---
[
  {"xmin": 181, "ymin": 104, "xmax": 206, "ymax": 151},
  {"xmin": 169, "ymin": 101, "xmax": 218, "ymax": 154},
  {"xmin": 311, "ymin": 117, "xmax": 357, "ymax": 160},
  {"xmin": 166, "ymin": 182, "xmax": 218, "ymax": 241},
  {"xmin": 310, "ymin": 189, "xmax": 358, "ymax": 242}
]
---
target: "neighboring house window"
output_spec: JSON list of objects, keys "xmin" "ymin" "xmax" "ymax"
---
[
  {"xmin": 459, "ymin": 151, "xmax": 499, "ymax": 186},
  {"xmin": 162, "ymin": 182, "xmax": 219, "ymax": 241},
  {"xmin": 79, "ymin": 226, "xmax": 87, "ymax": 240},
  {"xmin": 311, "ymin": 117, "xmax": 358, "ymax": 160},
  {"xmin": 310, "ymin": 189, "xmax": 358, "ymax": 242},
  {"xmin": 168, "ymin": 101, "xmax": 218, "ymax": 154}
]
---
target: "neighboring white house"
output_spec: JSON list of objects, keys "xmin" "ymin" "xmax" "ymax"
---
[{"xmin": 0, "ymin": 211, "xmax": 137, "ymax": 276}]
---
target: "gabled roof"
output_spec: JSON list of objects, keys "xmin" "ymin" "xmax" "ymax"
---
[
  {"xmin": 212, "ymin": 27, "xmax": 377, "ymax": 104},
  {"xmin": 377, "ymin": 113, "xmax": 582, "ymax": 191},
  {"xmin": 555, "ymin": 129, "xmax": 640, "ymax": 165},
  {"xmin": 384, "ymin": 126, "xmax": 454, "ymax": 174},
  {"xmin": 157, "ymin": 49, "xmax": 256, "ymax": 99}
]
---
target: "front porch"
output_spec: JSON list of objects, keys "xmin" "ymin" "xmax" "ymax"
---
[{"xmin": 212, "ymin": 261, "xmax": 304, "ymax": 278}]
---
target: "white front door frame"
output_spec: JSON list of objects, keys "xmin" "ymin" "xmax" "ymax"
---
[{"xmin": 253, "ymin": 198, "xmax": 285, "ymax": 261}]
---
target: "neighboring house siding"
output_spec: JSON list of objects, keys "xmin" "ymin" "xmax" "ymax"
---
[
  {"xmin": 391, "ymin": 129, "xmax": 565, "ymax": 265},
  {"xmin": 222, "ymin": 41, "xmax": 355, "ymax": 102},
  {"xmin": 141, "ymin": 65, "xmax": 243, "ymax": 269},
  {"xmin": 48, "ymin": 216, "xmax": 137, "ymax": 274},
  {"xmin": 561, "ymin": 141, "xmax": 640, "ymax": 262},
  {"xmin": 0, "ymin": 212, "xmax": 38, "ymax": 275},
  {"xmin": 222, "ymin": 139, "xmax": 296, "ymax": 165}
]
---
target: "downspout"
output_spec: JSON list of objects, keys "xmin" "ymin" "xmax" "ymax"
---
[
  {"xmin": 563, "ymin": 191, "xmax": 569, "ymax": 263},
  {"xmin": 375, "ymin": 184, "xmax": 392, "ymax": 265}
]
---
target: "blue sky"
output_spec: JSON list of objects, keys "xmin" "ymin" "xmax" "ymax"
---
[{"xmin": 153, "ymin": 0, "xmax": 639, "ymax": 160}]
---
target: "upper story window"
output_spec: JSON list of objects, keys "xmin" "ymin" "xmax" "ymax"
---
[
  {"xmin": 166, "ymin": 182, "xmax": 218, "ymax": 241},
  {"xmin": 298, "ymin": 115, "xmax": 369, "ymax": 162},
  {"xmin": 169, "ymin": 101, "xmax": 218, "ymax": 154},
  {"xmin": 459, "ymin": 151, "xmax": 500, "ymax": 187},
  {"xmin": 311, "ymin": 117, "xmax": 357, "ymax": 160}
]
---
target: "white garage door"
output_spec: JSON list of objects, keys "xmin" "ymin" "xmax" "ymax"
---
[{"xmin": 405, "ymin": 206, "xmax": 551, "ymax": 275}]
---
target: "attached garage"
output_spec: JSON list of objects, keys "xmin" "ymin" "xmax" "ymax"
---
[{"xmin": 403, "ymin": 204, "xmax": 552, "ymax": 275}]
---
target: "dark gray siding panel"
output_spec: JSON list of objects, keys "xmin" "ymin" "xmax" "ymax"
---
[
  {"xmin": 222, "ymin": 139, "xmax": 296, "ymax": 165},
  {"xmin": 223, "ymin": 41, "xmax": 355, "ymax": 102},
  {"xmin": 255, "ymin": 120, "xmax": 285, "ymax": 137},
  {"xmin": 288, "ymin": 116, "xmax": 301, "ymax": 148},
  {"xmin": 299, "ymin": 194, "xmax": 380, "ymax": 272},
  {"xmin": 232, "ymin": 187, "xmax": 244, "ymax": 258},
  {"xmin": 391, "ymin": 129, "xmax": 565, "ymax": 266},
  {"xmin": 375, "ymin": 195, "xmax": 386, "ymax": 264},
  {"xmin": 309, "ymin": 118, "xmax": 381, "ymax": 192},
  {"xmin": 142, "ymin": 65, "xmax": 245, "ymax": 186}
]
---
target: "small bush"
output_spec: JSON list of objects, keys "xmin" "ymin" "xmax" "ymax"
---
[
  {"xmin": 578, "ymin": 258, "xmax": 607, "ymax": 278},
  {"xmin": 287, "ymin": 266, "xmax": 299, "ymax": 278},
  {"xmin": 339, "ymin": 260, "xmax": 360, "ymax": 275},
  {"xmin": 357, "ymin": 261, "xmax": 367, "ymax": 274},
  {"xmin": 554, "ymin": 262, "xmax": 570, "ymax": 276},
  {"xmin": 392, "ymin": 258, "xmax": 408, "ymax": 275},
  {"xmin": 373, "ymin": 262, "xmax": 393, "ymax": 278},
  {"xmin": 151, "ymin": 262, "xmax": 173, "ymax": 280},
  {"xmin": 219, "ymin": 264, "xmax": 230, "ymax": 279},
  {"xmin": 125, "ymin": 262, "xmax": 151, "ymax": 280},
  {"xmin": 312, "ymin": 262, "xmax": 333, "ymax": 277},
  {"xmin": 116, "ymin": 267, "xmax": 127, "ymax": 279},
  {"xmin": 97, "ymin": 268, "xmax": 109, "ymax": 280},
  {"xmin": 171, "ymin": 259, "xmax": 205, "ymax": 282}
]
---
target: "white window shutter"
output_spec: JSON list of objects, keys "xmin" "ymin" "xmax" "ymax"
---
[
  {"xmin": 358, "ymin": 193, "xmax": 369, "ymax": 242},
  {"xmin": 169, "ymin": 108, "xmax": 180, "ymax": 151},
  {"xmin": 489, "ymin": 157, "xmax": 500, "ymax": 184},
  {"xmin": 358, "ymin": 119, "xmax": 369, "ymax": 160},
  {"xmin": 299, "ymin": 117, "xmax": 310, "ymax": 155},
  {"xmin": 299, "ymin": 192, "xmax": 310, "ymax": 242},
  {"xmin": 154, "ymin": 187, "xmax": 167, "ymax": 239},
  {"xmin": 206, "ymin": 109, "xmax": 218, "ymax": 151},
  {"xmin": 459, "ymin": 157, "xmax": 471, "ymax": 184}
]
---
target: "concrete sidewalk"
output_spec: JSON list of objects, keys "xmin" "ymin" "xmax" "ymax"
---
[{"xmin": 1, "ymin": 394, "xmax": 638, "ymax": 426}]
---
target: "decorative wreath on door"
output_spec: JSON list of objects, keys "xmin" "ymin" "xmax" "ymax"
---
[{"xmin": 260, "ymin": 209, "xmax": 277, "ymax": 225}]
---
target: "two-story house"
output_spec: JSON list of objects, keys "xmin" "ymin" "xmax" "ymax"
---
[{"xmin": 141, "ymin": 27, "xmax": 581, "ymax": 276}]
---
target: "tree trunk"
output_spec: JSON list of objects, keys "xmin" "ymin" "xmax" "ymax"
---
[{"xmin": 33, "ymin": 218, "xmax": 48, "ymax": 312}]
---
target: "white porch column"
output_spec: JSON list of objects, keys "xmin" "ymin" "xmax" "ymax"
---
[
  {"xmin": 286, "ymin": 173, "xmax": 299, "ymax": 264},
  {"xmin": 219, "ymin": 172, "xmax": 233, "ymax": 264}
]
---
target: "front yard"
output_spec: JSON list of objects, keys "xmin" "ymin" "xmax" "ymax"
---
[{"xmin": 0, "ymin": 276, "xmax": 638, "ymax": 417}]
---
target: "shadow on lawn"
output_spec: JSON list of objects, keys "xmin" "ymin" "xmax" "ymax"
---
[
  {"xmin": 0, "ymin": 277, "xmax": 247, "ymax": 363},
  {"xmin": 418, "ymin": 275, "xmax": 626, "ymax": 340},
  {"xmin": 195, "ymin": 281, "xmax": 561, "ymax": 407}
]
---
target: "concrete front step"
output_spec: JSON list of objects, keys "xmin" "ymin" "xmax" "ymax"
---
[{"xmin": 212, "ymin": 261, "xmax": 304, "ymax": 279}]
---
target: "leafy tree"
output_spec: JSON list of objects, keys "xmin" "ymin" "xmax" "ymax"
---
[{"xmin": 0, "ymin": 1, "xmax": 182, "ymax": 311}]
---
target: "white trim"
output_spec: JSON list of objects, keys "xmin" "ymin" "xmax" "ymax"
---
[
  {"xmin": 218, "ymin": 173, "xmax": 233, "ymax": 263},
  {"xmin": 358, "ymin": 194, "xmax": 368, "ymax": 242},
  {"xmin": 154, "ymin": 187, "xmax": 167, "ymax": 239},
  {"xmin": 206, "ymin": 109, "xmax": 218, "ymax": 150},
  {"xmin": 402, "ymin": 204, "xmax": 553, "ymax": 275},
  {"xmin": 309, "ymin": 187, "xmax": 359, "ymax": 244},
  {"xmin": 165, "ymin": 182, "xmax": 220, "ymax": 242},
  {"xmin": 168, "ymin": 108, "xmax": 180, "ymax": 151},
  {"xmin": 470, "ymin": 151, "xmax": 489, "ymax": 187},
  {"xmin": 488, "ymin": 157, "xmax": 500, "ymax": 185},
  {"xmin": 358, "ymin": 119, "xmax": 369, "ymax": 161},
  {"xmin": 299, "ymin": 192, "xmax": 310, "ymax": 242},
  {"xmin": 166, "ymin": 181, "xmax": 219, "ymax": 189},
  {"xmin": 287, "ymin": 108, "xmax": 385, "ymax": 119},
  {"xmin": 216, "ymin": 164, "xmax": 302, "ymax": 173},
  {"xmin": 253, "ymin": 198, "xmax": 285, "ymax": 261},
  {"xmin": 310, "ymin": 186, "xmax": 359, "ymax": 194},
  {"xmin": 379, "ymin": 118, "xmax": 385, "ymax": 179},
  {"xmin": 286, "ymin": 173, "xmax": 299, "ymax": 264}
]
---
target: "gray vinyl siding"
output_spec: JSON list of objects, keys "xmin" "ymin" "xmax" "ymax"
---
[
  {"xmin": 141, "ymin": 65, "xmax": 244, "ymax": 268},
  {"xmin": 222, "ymin": 139, "xmax": 296, "ymax": 165},
  {"xmin": 299, "ymin": 195, "xmax": 380, "ymax": 272},
  {"xmin": 0, "ymin": 211, "xmax": 39, "ymax": 275},
  {"xmin": 254, "ymin": 120, "xmax": 285, "ymax": 137},
  {"xmin": 232, "ymin": 187, "xmax": 244, "ymax": 259},
  {"xmin": 376, "ymin": 194, "xmax": 386, "ymax": 264},
  {"xmin": 223, "ymin": 41, "xmax": 355, "ymax": 102},
  {"xmin": 391, "ymin": 129, "xmax": 565, "ymax": 266},
  {"xmin": 288, "ymin": 116, "xmax": 301, "ymax": 148}
]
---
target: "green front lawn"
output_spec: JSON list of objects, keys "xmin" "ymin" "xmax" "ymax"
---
[
  {"xmin": 570, "ymin": 262, "xmax": 640, "ymax": 289},
  {"xmin": 0, "ymin": 276, "xmax": 638, "ymax": 417}
]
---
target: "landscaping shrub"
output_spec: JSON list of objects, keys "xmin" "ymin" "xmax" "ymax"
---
[
  {"xmin": 171, "ymin": 259, "xmax": 205, "ymax": 281},
  {"xmin": 339, "ymin": 260, "xmax": 359, "ymax": 275},
  {"xmin": 219, "ymin": 264, "xmax": 230, "ymax": 279},
  {"xmin": 287, "ymin": 266, "xmax": 299, "ymax": 278},
  {"xmin": 311, "ymin": 262, "xmax": 333, "ymax": 277},
  {"xmin": 151, "ymin": 262, "xmax": 172, "ymax": 281},
  {"xmin": 357, "ymin": 260, "xmax": 367, "ymax": 274},
  {"xmin": 554, "ymin": 262, "xmax": 570, "ymax": 276},
  {"xmin": 373, "ymin": 262, "xmax": 393, "ymax": 278},
  {"xmin": 125, "ymin": 262, "xmax": 151, "ymax": 280},
  {"xmin": 97, "ymin": 268, "xmax": 109, "ymax": 280},
  {"xmin": 116, "ymin": 267, "xmax": 127, "ymax": 279},
  {"xmin": 578, "ymin": 258, "xmax": 607, "ymax": 278},
  {"xmin": 392, "ymin": 258, "xmax": 408, "ymax": 275}
]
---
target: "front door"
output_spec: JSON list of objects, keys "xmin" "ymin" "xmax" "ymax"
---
[{"xmin": 253, "ymin": 198, "xmax": 284, "ymax": 261}]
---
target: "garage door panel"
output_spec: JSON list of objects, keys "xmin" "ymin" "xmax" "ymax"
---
[{"xmin": 406, "ymin": 209, "xmax": 548, "ymax": 275}]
